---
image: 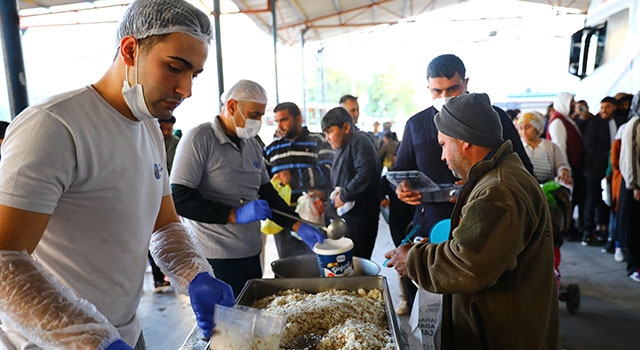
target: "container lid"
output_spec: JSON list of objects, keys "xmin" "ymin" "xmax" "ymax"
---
[
  {"xmin": 313, "ymin": 237, "xmax": 354, "ymax": 255},
  {"xmin": 386, "ymin": 170, "xmax": 440, "ymax": 191}
]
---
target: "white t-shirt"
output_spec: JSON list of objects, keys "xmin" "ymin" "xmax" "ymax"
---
[
  {"xmin": 170, "ymin": 118, "xmax": 269, "ymax": 259},
  {"xmin": 0, "ymin": 86, "xmax": 170, "ymax": 346}
]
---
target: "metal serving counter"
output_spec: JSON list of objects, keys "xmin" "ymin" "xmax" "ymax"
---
[{"xmin": 180, "ymin": 275, "xmax": 409, "ymax": 350}]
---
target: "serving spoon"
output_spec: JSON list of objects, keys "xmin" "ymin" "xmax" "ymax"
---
[{"xmin": 271, "ymin": 208, "xmax": 348, "ymax": 240}]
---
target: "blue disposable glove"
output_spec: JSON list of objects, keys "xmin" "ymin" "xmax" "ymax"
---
[
  {"xmin": 235, "ymin": 199, "xmax": 272, "ymax": 224},
  {"xmin": 188, "ymin": 272, "xmax": 235, "ymax": 339},
  {"xmin": 297, "ymin": 223, "xmax": 326, "ymax": 249},
  {"xmin": 105, "ymin": 340, "xmax": 133, "ymax": 350}
]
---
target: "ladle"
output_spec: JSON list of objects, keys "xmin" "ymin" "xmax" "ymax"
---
[{"xmin": 271, "ymin": 208, "xmax": 348, "ymax": 240}]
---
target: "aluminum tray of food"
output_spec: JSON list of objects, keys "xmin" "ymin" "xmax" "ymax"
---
[{"xmin": 180, "ymin": 275, "xmax": 409, "ymax": 350}]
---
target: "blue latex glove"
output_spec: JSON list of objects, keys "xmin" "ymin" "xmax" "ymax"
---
[
  {"xmin": 105, "ymin": 340, "xmax": 133, "ymax": 350},
  {"xmin": 235, "ymin": 199, "xmax": 272, "ymax": 224},
  {"xmin": 188, "ymin": 272, "xmax": 235, "ymax": 339},
  {"xmin": 297, "ymin": 223, "xmax": 326, "ymax": 248}
]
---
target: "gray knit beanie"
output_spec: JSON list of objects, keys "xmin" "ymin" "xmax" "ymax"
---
[{"xmin": 434, "ymin": 93, "xmax": 503, "ymax": 148}]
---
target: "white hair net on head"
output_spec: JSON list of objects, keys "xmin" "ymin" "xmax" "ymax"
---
[
  {"xmin": 116, "ymin": 0, "xmax": 213, "ymax": 45},
  {"xmin": 220, "ymin": 79, "xmax": 268, "ymax": 105}
]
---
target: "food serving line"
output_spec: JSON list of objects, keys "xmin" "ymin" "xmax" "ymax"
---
[
  {"xmin": 179, "ymin": 243, "xmax": 410, "ymax": 349},
  {"xmin": 174, "ymin": 171, "xmax": 456, "ymax": 349}
]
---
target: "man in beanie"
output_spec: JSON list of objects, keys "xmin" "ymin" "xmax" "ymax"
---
[
  {"xmin": 0, "ymin": 1, "xmax": 235, "ymax": 349},
  {"xmin": 390, "ymin": 53, "xmax": 533, "ymax": 314},
  {"xmin": 385, "ymin": 93, "xmax": 560, "ymax": 349}
]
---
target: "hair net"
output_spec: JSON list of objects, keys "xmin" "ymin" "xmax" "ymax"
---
[
  {"xmin": 517, "ymin": 111, "xmax": 545, "ymax": 135},
  {"xmin": 220, "ymin": 80, "xmax": 268, "ymax": 105},
  {"xmin": 116, "ymin": 0, "xmax": 213, "ymax": 45}
]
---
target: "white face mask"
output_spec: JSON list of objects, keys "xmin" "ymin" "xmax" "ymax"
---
[
  {"xmin": 433, "ymin": 96, "xmax": 453, "ymax": 112},
  {"xmin": 233, "ymin": 104, "xmax": 262, "ymax": 139},
  {"xmin": 122, "ymin": 46, "xmax": 155, "ymax": 121}
]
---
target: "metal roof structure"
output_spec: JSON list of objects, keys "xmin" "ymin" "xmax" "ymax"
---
[
  {"xmin": 229, "ymin": 0, "xmax": 591, "ymax": 45},
  {"xmin": 16, "ymin": 1, "xmax": 592, "ymax": 44},
  {"xmin": 3, "ymin": 0, "xmax": 591, "ymax": 118},
  {"xmin": 17, "ymin": 0, "xmax": 92, "ymax": 10}
]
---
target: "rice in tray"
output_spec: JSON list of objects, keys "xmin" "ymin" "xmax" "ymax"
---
[{"xmin": 251, "ymin": 288, "xmax": 394, "ymax": 350}]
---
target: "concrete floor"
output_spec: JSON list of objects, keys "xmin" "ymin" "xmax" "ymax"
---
[{"xmin": 138, "ymin": 215, "xmax": 640, "ymax": 350}]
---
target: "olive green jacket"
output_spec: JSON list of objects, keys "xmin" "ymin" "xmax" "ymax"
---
[{"xmin": 406, "ymin": 141, "xmax": 560, "ymax": 349}]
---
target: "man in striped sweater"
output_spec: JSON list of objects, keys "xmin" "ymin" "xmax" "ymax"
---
[{"xmin": 264, "ymin": 102, "xmax": 335, "ymax": 257}]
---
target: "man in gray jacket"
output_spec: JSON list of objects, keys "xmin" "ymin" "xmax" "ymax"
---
[{"xmin": 385, "ymin": 93, "xmax": 560, "ymax": 349}]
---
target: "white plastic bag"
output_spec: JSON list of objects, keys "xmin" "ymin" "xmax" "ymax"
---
[
  {"xmin": 329, "ymin": 187, "xmax": 354, "ymax": 216},
  {"xmin": 409, "ymin": 287, "xmax": 442, "ymax": 350},
  {"xmin": 295, "ymin": 192, "xmax": 325, "ymax": 225},
  {"xmin": 601, "ymin": 177, "xmax": 610, "ymax": 207}
]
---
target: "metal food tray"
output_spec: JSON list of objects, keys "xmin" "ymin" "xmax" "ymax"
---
[{"xmin": 180, "ymin": 275, "xmax": 409, "ymax": 349}]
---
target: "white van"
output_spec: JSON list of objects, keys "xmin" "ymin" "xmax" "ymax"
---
[{"xmin": 569, "ymin": 0, "xmax": 640, "ymax": 107}]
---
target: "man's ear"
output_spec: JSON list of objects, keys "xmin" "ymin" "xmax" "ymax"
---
[
  {"xmin": 226, "ymin": 99, "xmax": 238, "ymax": 115},
  {"xmin": 119, "ymin": 36, "xmax": 138, "ymax": 67},
  {"xmin": 343, "ymin": 122, "xmax": 351, "ymax": 134}
]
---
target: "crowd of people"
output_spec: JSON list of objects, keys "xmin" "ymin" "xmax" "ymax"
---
[
  {"xmin": 495, "ymin": 87, "xmax": 640, "ymax": 283},
  {"xmin": 510, "ymin": 90, "xmax": 640, "ymax": 283},
  {"xmin": 0, "ymin": 0, "xmax": 636, "ymax": 348}
]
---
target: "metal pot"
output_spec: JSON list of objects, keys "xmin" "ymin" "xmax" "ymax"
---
[{"xmin": 271, "ymin": 254, "xmax": 380, "ymax": 278}]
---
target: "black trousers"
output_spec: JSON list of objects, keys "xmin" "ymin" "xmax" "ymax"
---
[
  {"xmin": 147, "ymin": 251, "xmax": 165, "ymax": 284},
  {"xmin": 207, "ymin": 254, "xmax": 262, "ymax": 297},
  {"xmin": 582, "ymin": 175, "xmax": 609, "ymax": 231},
  {"xmin": 342, "ymin": 202, "xmax": 379, "ymax": 260}
]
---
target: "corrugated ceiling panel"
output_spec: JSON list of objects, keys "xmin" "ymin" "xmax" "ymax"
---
[{"xmin": 15, "ymin": 0, "xmax": 591, "ymax": 44}]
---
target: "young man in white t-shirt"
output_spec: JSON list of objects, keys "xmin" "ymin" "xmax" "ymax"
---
[{"xmin": 0, "ymin": 1, "xmax": 233, "ymax": 349}]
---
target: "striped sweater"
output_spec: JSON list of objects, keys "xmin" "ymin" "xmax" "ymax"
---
[{"xmin": 264, "ymin": 127, "xmax": 334, "ymax": 203}]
